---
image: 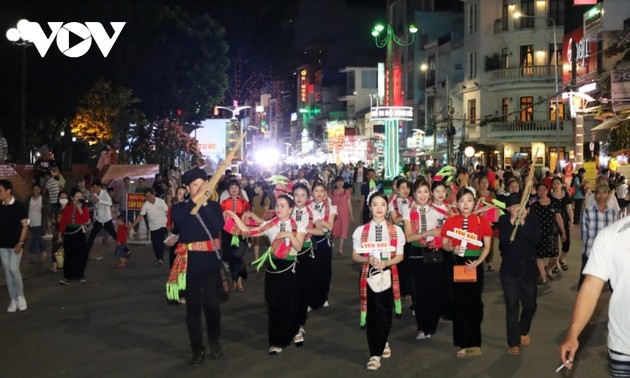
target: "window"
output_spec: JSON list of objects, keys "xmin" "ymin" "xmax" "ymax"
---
[
  {"xmin": 468, "ymin": 51, "xmax": 477, "ymax": 79},
  {"xmin": 549, "ymin": 0, "xmax": 565, "ymax": 26},
  {"xmin": 550, "ymin": 102, "xmax": 565, "ymax": 121},
  {"xmin": 502, "ymin": 98, "xmax": 510, "ymax": 122},
  {"xmin": 518, "ymin": 0, "xmax": 534, "ymax": 28},
  {"xmin": 548, "ymin": 43, "xmax": 562, "ymax": 66},
  {"xmin": 362, "ymin": 70, "xmax": 377, "ymax": 89},
  {"xmin": 520, "ymin": 96, "xmax": 533, "ymax": 121},
  {"xmin": 502, "ymin": 0, "xmax": 509, "ymax": 29},
  {"xmin": 468, "ymin": 4, "xmax": 477, "ymax": 34},
  {"xmin": 501, "ymin": 47, "xmax": 509, "ymax": 68},
  {"xmin": 520, "ymin": 45, "xmax": 533, "ymax": 76},
  {"xmin": 468, "ymin": 99, "xmax": 477, "ymax": 125}
]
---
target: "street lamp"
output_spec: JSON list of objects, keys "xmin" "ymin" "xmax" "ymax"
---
[
  {"xmin": 371, "ymin": 21, "xmax": 417, "ymax": 179},
  {"xmin": 513, "ymin": 11, "xmax": 561, "ymax": 172},
  {"xmin": 216, "ymin": 105, "xmax": 251, "ymax": 161},
  {"xmin": 6, "ymin": 19, "xmax": 33, "ymax": 164}
]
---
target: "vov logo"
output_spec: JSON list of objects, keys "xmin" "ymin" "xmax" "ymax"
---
[{"xmin": 23, "ymin": 22, "xmax": 126, "ymax": 58}]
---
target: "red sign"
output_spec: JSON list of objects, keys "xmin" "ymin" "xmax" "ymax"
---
[
  {"xmin": 562, "ymin": 27, "xmax": 598, "ymax": 84},
  {"xmin": 573, "ymin": 0, "xmax": 597, "ymax": 5},
  {"xmin": 126, "ymin": 193, "xmax": 146, "ymax": 211}
]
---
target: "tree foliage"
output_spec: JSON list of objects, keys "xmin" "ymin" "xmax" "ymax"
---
[
  {"xmin": 69, "ymin": 79, "xmax": 145, "ymax": 158},
  {"xmin": 128, "ymin": 119, "xmax": 202, "ymax": 170},
  {"xmin": 608, "ymin": 120, "xmax": 630, "ymax": 153}
]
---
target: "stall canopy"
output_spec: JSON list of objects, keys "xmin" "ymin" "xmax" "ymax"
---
[{"xmin": 591, "ymin": 118, "xmax": 622, "ymax": 141}]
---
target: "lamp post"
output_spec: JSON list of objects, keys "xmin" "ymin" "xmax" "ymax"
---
[
  {"xmin": 6, "ymin": 19, "xmax": 33, "ymax": 164},
  {"xmin": 216, "ymin": 105, "xmax": 251, "ymax": 161},
  {"xmin": 514, "ymin": 11, "xmax": 561, "ymax": 172},
  {"xmin": 371, "ymin": 21, "xmax": 417, "ymax": 179}
]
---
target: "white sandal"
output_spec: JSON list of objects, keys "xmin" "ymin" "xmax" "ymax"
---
[
  {"xmin": 294, "ymin": 328, "xmax": 305, "ymax": 347},
  {"xmin": 381, "ymin": 342, "xmax": 391, "ymax": 358},
  {"xmin": 268, "ymin": 346, "xmax": 283, "ymax": 355},
  {"xmin": 366, "ymin": 356, "xmax": 381, "ymax": 370}
]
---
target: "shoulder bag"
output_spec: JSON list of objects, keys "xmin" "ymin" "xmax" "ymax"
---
[{"xmin": 366, "ymin": 267, "xmax": 392, "ymax": 292}]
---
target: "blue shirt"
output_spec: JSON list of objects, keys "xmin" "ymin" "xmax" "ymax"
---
[{"xmin": 581, "ymin": 204, "xmax": 617, "ymax": 257}]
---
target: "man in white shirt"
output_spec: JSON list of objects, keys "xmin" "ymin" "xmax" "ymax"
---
[
  {"xmin": 129, "ymin": 188, "xmax": 169, "ymax": 265},
  {"xmin": 560, "ymin": 217, "xmax": 630, "ymax": 376},
  {"xmin": 86, "ymin": 179, "xmax": 117, "ymax": 260}
]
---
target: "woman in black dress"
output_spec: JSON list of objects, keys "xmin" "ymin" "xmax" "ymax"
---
[{"xmin": 530, "ymin": 183, "xmax": 566, "ymax": 284}]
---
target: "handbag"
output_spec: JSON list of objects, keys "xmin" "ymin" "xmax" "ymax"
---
[
  {"xmin": 53, "ymin": 246, "xmax": 64, "ymax": 268},
  {"xmin": 453, "ymin": 265, "xmax": 477, "ymax": 282},
  {"xmin": 366, "ymin": 267, "xmax": 392, "ymax": 292},
  {"xmin": 423, "ymin": 248, "xmax": 443, "ymax": 264},
  {"xmin": 194, "ymin": 214, "xmax": 229, "ymax": 302}
]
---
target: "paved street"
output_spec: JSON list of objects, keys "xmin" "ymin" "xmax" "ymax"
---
[{"xmin": 0, "ymin": 221, "xmax": 611, "ymax": 378}]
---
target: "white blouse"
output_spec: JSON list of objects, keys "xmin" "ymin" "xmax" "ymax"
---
[
  {"xmin": 259, "ymin": 218, "xmax": 307, "ymax": 257},
  {"xmin": 292, "ymin": 206, "xmax": 322, "ymax": 231},
  {"xmin": 352, "ymin": 220, "xmax": 406, "ymax": 257}
]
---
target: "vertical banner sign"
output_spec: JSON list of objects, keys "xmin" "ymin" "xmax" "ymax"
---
[{"xmin": 126, "ymin": 193, "xmax": 146, "ymax": 211}]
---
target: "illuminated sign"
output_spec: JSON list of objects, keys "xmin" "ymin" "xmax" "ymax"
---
[
  {"xmin": 583, "ymin": 4, "xmax": 602, "ymax": 35},
  {"xmin": 300, "ymin": 69, "xmax": 308, "ymax": 107},
  {"xmin": 370, "ymin": 106, "xmax": 413, "ymax": 121}
]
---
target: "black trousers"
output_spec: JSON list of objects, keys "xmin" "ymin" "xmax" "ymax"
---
[
  {"xmin": 307, "ymin": 236, "xmax": 332, "ymax": 310},
  {"xmin": 265, "ymin": 259, "xmax": 300, "ymax": 347},
  {"xmin": 441, "ymin": 249, "xmax": 455, "ymax": 319},
  {"xmin": 366, "ymin": 283, "xmax": 393, "ymax": 357},
  {"xmin": 409, "ymin": 246, "xmax": 443, "ymax": 335},
  {"xmin": 501, "ymin": 275, "xmax": 537, "ymax": 347},
  {"xmin": 150, "ymin": 227, "xmax": 167, "ymax": 261},
  {"xmin": 573, "ymin": 199, "xmax": 583, "ymax": 224},
  {"xmin": 561, "ymin": 220, "xmax": 571, "ymax": 253},
  {"xmin": 452, "ymin": 256, "xmax": 484, "ymax": 348},
  {"xmin": 186, "ymin": 269, "xmax": 222, "ymax": 353},
  {"xmin": 86, "ymin": 219, "xmax": 117, "ymax": 252},
  {"xmin": 295, "ymin": 247, "xmax": 313, "ymax": 327},
  {"xmin": 63, "ymin": 228, "xmax": 88, "ymax": 280},
  {"xmin": 398, "ymin": 244, "xmax": 413, "ymax": 297}
]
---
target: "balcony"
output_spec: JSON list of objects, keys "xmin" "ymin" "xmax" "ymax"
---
[
  {"xmin": 488, "ymin": 65, "xmax": 559, "ymax": 83},
  {"xmin": 466, "ymin": 120, "xmax": 573, "ymax": 143},
  {"xmin": 493, "ymin": 18, "xmax": 507, "ymax": 34}
]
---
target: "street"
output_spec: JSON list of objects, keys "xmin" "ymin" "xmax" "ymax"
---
[{"xmin": 0, "ymin": 222, "xmax": 610, "ymax": 378}]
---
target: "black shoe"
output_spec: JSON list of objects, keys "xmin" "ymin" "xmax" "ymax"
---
[
  {"xmin": 190, "ymin": 349, "xmax": 205, "ymax": 366},
  {"xmin": 210, "ymin": 343, "xmax": 223, "ymax": 360}
]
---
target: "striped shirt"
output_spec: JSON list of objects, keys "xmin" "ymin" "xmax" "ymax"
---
[
  {"xmin": 581, "ymin": 204, "xmax": 617, "ymax": 257},
  {"xmin": 45, "ymin": 178, "xmax": 60, "ymax": 205}
]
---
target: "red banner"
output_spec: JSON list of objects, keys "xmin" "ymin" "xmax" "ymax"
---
[{"xmin": 126, "ymin": 193, "xmax": 145, "ymax": 211}]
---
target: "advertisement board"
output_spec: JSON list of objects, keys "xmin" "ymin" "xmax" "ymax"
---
[
  {"xmin": 126, "ymin": 193, "xmax": 146, "ymax": 211},
  {"xmin": 194, "ymin": 118, "xmax": 228, "ymax": 172}
]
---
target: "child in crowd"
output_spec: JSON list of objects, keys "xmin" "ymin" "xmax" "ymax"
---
[{"xmin": 115, "ymin": 214, "xmax": 130, "ymax": 268}]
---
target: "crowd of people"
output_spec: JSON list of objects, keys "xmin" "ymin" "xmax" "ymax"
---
[{"xmin": 1, "ymin": 156, "xmax": 630, "ymax": 375}]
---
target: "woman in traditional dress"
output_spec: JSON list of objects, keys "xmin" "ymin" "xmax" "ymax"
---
[
  {"xmin": 353, "ymin": 191, "xmax": 405, "ymax": 370},
  {"xmin": 225, "ymin": 195, "xmax": 306, "ymax": 355},
  {"xmin": 530, "ymin": 183, "xmax": 566, "ymax": 284},
  {"xmin": 474, "ymin": 176, "xmax": 499, "ymax": 271},
  {"xmin": 550, "ymin": 177, "xmax": 572, "ymax": 272},
  {"xmin": 402, "ymin": 179, "xmax": 444, "ymax": 340},
  {"xmin": 441, "ymin": 187, "xmax": 492, "ymax": 358},
  {"xmin": 307, "ymin": 182, "xmax": 336, "ymax": 310},
  {"xmin": 331, "ymin": 176, "xmax": 353, "ymax": 255},
  {"xmin": 220, "ymin": 179, "xmax": 251, "ymax": 292},
  {"xmin": 431, "ymin": 180, "xmax": 456, "ymax": 320},
  {"xmin": 251, "ymin": 180, "xmax": 271, "ymax": 260},
  {"xmin": 291, "ymin": 183, "xmax": 323, "ymax": 346},
  {"xmin": 58, "ymin": 188, "xmax": 90, "ymax": 285},
  {"xmin": 387, "ymin": 179, "xmax": 412, "ymax": 299}
]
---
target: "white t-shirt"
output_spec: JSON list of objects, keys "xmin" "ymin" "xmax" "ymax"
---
[
  {"xmin": 308, "ymin": 200, "xmax": 337, "ymax": 231},
  {"xmin": 28, "ymin": 196, "xmax": 43, "ymax": 227},
  {"xmin": 93, "ymin": 189, "xmax": 113, "ymax": 223},
  {"xmin": 583, "ymin": 217, "xmax": 630, "ymax": 355},
  {"xmin": 388, "ymin": 196, "xmax": 411, "ymax": 224},
  {"xmin": 616, "ymin": 184, "xmax": 628, "ymax": 200},
  {"xmin": 352, "ymin": 220, "xmax": 406, "ymax": 257},
  {"xmin": 402, "ymin": 203, "xmax": 444, "ymax": 241},
  {"xmin": 140, "ymin": 197, "xmax": 168, "ymax": 231}
]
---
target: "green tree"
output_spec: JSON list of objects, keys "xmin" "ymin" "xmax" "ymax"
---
[
  {"xmin": 69, "ymin": 79, "xmax": 145, "ymax": 161},
  {"xmin": 608, "ymin": 120, "xmax": 630, "ymax": 153},
  {"xmin": 127, "ymin": 6, "xmax": 230, "ymax": 123}
]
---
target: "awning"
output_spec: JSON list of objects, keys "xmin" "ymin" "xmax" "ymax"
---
[{"xmin": 591, "ymin": 118, "xmax": 622, "ymax": 142}]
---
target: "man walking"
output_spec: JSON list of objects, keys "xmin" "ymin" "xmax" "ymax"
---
[
  {"xmin": 129, "ymin": 188, "xmax": 168, "ymax": 265},
  {"xmin": 0, "ymin": 179, "xmax": 29, "ymax": 312},
  {"xmin": 86, "ymin": 179, "xmax": 117, "ymax": 260},
  {"xmin": 498, "ymin": 193, "xmax": 542, "ymax": 356},
  {"xmin": 579, "ymin": 183, "xmax": 617, "ymax": 289},
  {"xmin": 166, "ymin": 167, "xmax": 226, "ymax": 365},
  {"xmin": 560, "ymin": 216, "xmax": 630, "ymax": 376}
]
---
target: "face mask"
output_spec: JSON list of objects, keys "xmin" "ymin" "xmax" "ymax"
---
[
  {"xmin": 59, "ymin": 198, "xmax": 69, "ymax": 206},
  {"xmin": 249, "ymin": 181, "xmax": 255, "ymax": 186}
]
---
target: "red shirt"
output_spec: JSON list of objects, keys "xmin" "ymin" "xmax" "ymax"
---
[
  {"xmin": 440, "ymin": 214, "xmax": 492, "ymax": 250},
  {"xmin": 117, "ymin": 224, "xmax": 128, "ymax": 244},
  {"xmin": 220, "ymin": 196, "xmax": 251, "ymax": 217},
  {"xmin": 59, "ymin": 204, "xmax": 90, "ymax": 233}
]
